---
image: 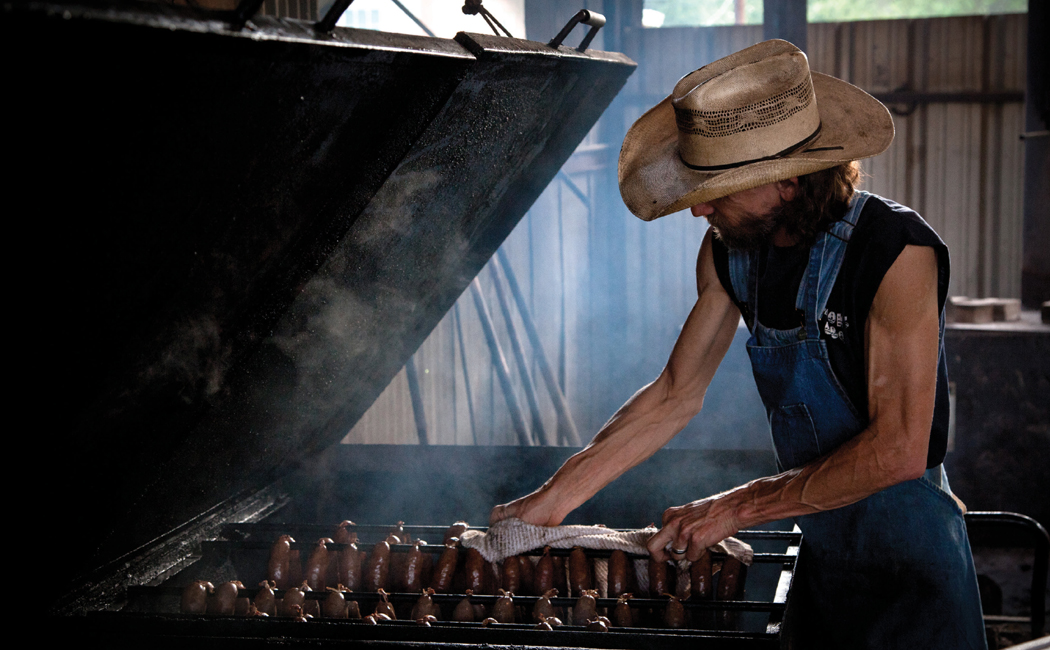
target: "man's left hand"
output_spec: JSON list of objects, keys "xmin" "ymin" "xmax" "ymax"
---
[{"xmin": 647, "ymin": 494, "xmax": 742, "ymax": 563}]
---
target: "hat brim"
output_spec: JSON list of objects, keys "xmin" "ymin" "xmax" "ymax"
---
[{"xmin": 618, "ymin": 72, "xmax": 894, "ymax": 221}]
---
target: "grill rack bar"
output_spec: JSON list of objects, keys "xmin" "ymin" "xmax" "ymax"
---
[
  {"xmin": 201, "ymin": 539, "xmax": 799, "ymax": 564},
  {"xmin": 78, "ymin": 610, "xmax": 786, "ymax": 648},
  {"xmin": 221, "ymin": 522, "xmax": 803, "ymax": 541},
  {"xmin": 128, "ymin": 584, "xmax": 789, "ymax": 613}
]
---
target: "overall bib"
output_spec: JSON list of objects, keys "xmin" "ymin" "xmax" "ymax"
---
[{"xmin": 727, "ymin": 192, "xmax": 986, "ymax": 648}]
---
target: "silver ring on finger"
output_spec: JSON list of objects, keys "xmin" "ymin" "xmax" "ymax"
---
[{"xmin": 671, "ymin": 546, "xmax": 687, "ymax": 555}]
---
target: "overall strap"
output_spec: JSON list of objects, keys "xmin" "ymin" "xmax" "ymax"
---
[
  {"xmin": 802, "ymin": 190, "xmax": 871, "ymax": 339},
  {"xmin": 728, "ymin": 248, "xmax": 758, "ymax": 331}
]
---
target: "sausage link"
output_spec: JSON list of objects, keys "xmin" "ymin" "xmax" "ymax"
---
[
  {"xmin": 278, "ymin": 584, "xmax": 306, "ymax": 617},
  {"xmin": 305, "ymin": 538, "xmax": 333, "ymax": 591},
  {"xmin": 715, "ymin": 556, "xmax": 747, "ymax": 629},
  {"xmin": 288, "ymin": 548, "xmax": 303, "ymax": 587},
  {"xmin": 492, "ymin": 589, "xmax": 515, "ymax": 623},
  {"xmin": 517, "ymin": 555, "xmax": 534, "ymax": 596},
  {"xmin": 501, "ymin": 555, "xmax": 521, "ymax": 595},
  {"xmin": 463, "ymin": 548, "xmax": 485, "ymax": 594},
  {"xmin": 691, "ymin": 552, "xmax": 712, "ymax": 599},
  {"xmin": 717, "ymin": 557, "xmax": 745, "ymax": 600},
  {"xmin": 267, "ymin": 535, "xmax": 295, "ymax": 591},
  {"xmin": 338, "ymin": 541, "xmax": 362, "ymax": 591},
  {"xmin": 401, "ymin": 541, "xmax": 425, "ymax": 592},
  {"xmin": 533, "ymin": 547, "xmax": 554, "ymax": 595},
  {"xmin": 208, "ymin": 580, "xmax": 244, "ymax": 616},
  {"xmin": 568, "ymin": 547, "xmax": 593, "ymax": 596},
  {"xmin": 607, "ymin": 550, "xmax": 629, "ymax": 598},
  {"xmin": 675, "ymin": 561, "xmax": 691, "ymax": 600},
  {"xmin": 572, "ymin": 589, "xmax": 597, "ymax": 625},
  {"xmin": 430, "ymin": 544, "xmax": 458, "ymax": 593},
  {"xmin": 364, "ymin": 541, "xmax": 391, "ymax": 592},
  {"xmin": 612, "ymin": 594, "xmax": 634, "ymax": 627},
  {"xmin": 444, "ymin": 521, "xmax": 469, "ymax": 545},
  {"xmin": 663, "ymin": 595, "xmax": 687, "ymax": 628},
  {"xmin": 648, "ymin": 557, "xmax": 669, "ymax": 597},
  {"xmin": 180, "ymin": 580, "xmax": 213, "ymax": 614},
  {"xmin": 333, "ymin": 520, "xmax": 355, "ymax": 545},
  {"xmin": 254, "ymin": 580, "xmax": 277, "ymax": 616},
  {"xmin": 552, "ymin": 555, "xmax": 567, "ymax": 594},
  {"xmin": 323, "ymin": 589, "xmax": 348, "ymax": 618},
  {"xmin": 452, "ymin": 590, "xmax": 475, "ymax": 622}
]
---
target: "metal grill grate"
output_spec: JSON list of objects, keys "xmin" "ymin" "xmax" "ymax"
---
[{"xmin": 114, "ymin": 524, "xmax": 803, "ymax": 649}]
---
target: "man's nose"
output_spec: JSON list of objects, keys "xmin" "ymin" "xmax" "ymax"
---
[{"xmin": 690, "ymin": 202, "xmax": 714, "ymax": 217}]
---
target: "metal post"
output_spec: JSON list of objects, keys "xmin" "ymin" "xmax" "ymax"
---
[
  {"xmin": 1022, "ymin": 1, "xmax": 1049, "ymax": 307},
  {"xmin": 762, "ymin": 0, "xmax": 806, "ymax": 52}
]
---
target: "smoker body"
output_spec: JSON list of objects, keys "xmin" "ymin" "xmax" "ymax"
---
[{"xmin": 5, "ymin": 0, "xmax": 633, "ymax": 602}]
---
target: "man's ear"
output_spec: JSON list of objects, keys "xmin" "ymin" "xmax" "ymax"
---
[{"xmin": 777, "ymin": 177, "xmax": 799, "ymax": 202}]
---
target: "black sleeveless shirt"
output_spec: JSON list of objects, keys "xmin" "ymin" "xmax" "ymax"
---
[{"xmin": 711, "ymin": 195, "xmax": 952, "ymax": 469}]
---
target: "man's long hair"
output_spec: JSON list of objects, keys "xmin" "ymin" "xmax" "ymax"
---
[{"xmin": 777, "ymin": 161, "xmax": 861, "ymax": 245}]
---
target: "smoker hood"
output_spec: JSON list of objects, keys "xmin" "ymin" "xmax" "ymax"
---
[{"xmin": 6, "ymin": 1, "xmax": 635, "ymax": 592}]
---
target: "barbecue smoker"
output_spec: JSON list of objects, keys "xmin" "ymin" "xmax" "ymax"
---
[{"xmin": 14, "ymin": 1, "xmax": 1046, "ymax": 647}]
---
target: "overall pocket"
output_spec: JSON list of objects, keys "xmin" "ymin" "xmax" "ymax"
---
[{"xmin": 770, "ymin": 403, "xmax": 822, "ymax": 470}]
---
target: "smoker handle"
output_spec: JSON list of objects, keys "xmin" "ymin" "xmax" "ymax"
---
[{"xmin": 548, "ymin": 9, "xmax": 606, "ymax": 53}]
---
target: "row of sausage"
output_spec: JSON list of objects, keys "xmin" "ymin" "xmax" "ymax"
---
[
  {"xmin": 180, "ymin": 580, "xmax": 709, "ymax": 630},
  {"xmin": 265, "ymin": 520, "xmax": 746, "ymax": 602},
  {"xmin": 178, "ymin": 520, "xmax": 746, "ymax": 629}
]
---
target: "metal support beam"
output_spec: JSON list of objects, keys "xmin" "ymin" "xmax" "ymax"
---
[
  {"xmin": 496, "ymin": 249, "xmax": 582, "ymax": 446},
  {"xmin": 404, "ymin": 355, "xmax": 429, "ymax": 445},
  {"xmin": 1022, "ymin": 1, "xmax": 1049, "ymax": 307},
  {"xmin": 762, "ymin": 0, "xmax": 806, "ymax": 52},
  {"xmin": 489, "ymin": 258, "xmax": 553, "ymax": 446},
  {"xmin": 470, "ymin": 279, "xmax": 533, "ymax": 446}
]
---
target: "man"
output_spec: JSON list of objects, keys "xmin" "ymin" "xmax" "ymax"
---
[{"xmin": 490, "ymin": 40, "xmax": 986, "ymax": 648}]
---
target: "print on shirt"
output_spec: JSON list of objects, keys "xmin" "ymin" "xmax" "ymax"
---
[{"xmin": 820, "ymin": 308, "xmax": 850, "ymax": 341}]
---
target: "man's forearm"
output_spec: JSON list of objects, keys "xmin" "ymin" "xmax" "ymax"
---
[
  {"xmin": 539, "ymin": 380, "xmax": 707, "ymax": 522},
  {"xmin": 649, "ymin": 417, "xmax": 930, "ymax": 561},
  {"xmin": 732, "ymin": 420, "xmax": 927, "ymax": 529}
]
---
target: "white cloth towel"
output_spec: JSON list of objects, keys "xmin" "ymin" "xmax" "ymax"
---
[{"xmin": 459, "ymin": 518, "xmax": 753, "ymax": 565}]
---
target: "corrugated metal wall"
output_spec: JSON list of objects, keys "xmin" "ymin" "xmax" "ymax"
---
[{"xmin": 344, "ymin": 13, "xmax": 1028, "ymax": 447}]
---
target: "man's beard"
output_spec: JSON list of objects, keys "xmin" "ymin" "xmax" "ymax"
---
[
  {"xmin": 707, "ymin": 203, "xmax": 783, "ymax": 251},
  {"xmin": 707, "ymin": 198, "xmax": 810, "ymax": 250}
]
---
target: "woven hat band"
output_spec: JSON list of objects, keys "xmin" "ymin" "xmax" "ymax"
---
[
  {"xmin": 679, "ymin": 123, "xmax": 823, "ymax": 172},
  {"xmin": 673, "ymin": 77, "xmax": 814, "ymax": 137}
]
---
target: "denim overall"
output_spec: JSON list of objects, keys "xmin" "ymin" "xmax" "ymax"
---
[{"xmin": 728, "ymin": 191, "xmax": 986, "ymax": 648}]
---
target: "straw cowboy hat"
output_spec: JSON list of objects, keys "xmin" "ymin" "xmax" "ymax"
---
[{"xmin": 618, "ymin": 39, "xmax": 894, "ymax": 221}]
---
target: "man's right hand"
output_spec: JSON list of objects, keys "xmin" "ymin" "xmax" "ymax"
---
[{"xmin": 489, "ymin": 484, "xmax": 564, "ymax": 526}]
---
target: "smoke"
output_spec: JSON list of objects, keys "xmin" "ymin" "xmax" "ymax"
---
[{"xmin": 137, "ymin": 314, "xmax": 232, "ymax": 405}]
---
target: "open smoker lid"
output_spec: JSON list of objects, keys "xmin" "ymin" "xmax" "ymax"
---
[{"xmin": 7, "ymin": 1, "xmax": 634, "ymax": 591}]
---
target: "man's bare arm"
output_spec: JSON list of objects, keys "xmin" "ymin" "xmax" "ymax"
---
[
  {"xmin": 648, "ymin": 244, "xmax": 940, "ymax": 561},
  {"xmin": 490, "ymin": 230, "xmax": 741, "ymax": 526}
]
